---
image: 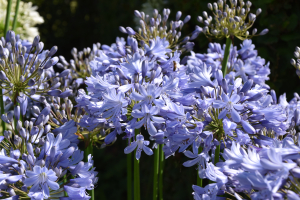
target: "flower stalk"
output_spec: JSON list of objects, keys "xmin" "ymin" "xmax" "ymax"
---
[
  {"xmin": 158, "ymin": 144, "xmax": 164, "ymax": 200},
  {"xmin": 153, "ymin": 146, "xmax": 159, "ymax": 200},
  {"xmin": 134, "ymin": 129, "xmax": 140, "ymax": 200},
  {"xmin": 221, "ymin": 37, "xmax": 232, "ymax": 77},
  {"xmin": 12, "ymin": 0, "xmax": 21, "ymax": 31},
  {"xmin": 127, "ymin": 152, "xmax": 133, "ymax": 200},
  {"xmin": 197, "ymin": 146, "xmax": 203, "ymax": 187},
  {"xmin": 84, "ymin": 142, "xmax": 94, "ymax": 200},
  {"xmin": 4, "ymin": 0, "xmax": 12, "ymax": 37}
]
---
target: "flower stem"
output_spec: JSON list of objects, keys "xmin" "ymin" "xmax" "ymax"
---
[
  {"xmin": 197, "ymin": 146, "xmax": 203, "ymax": 187},
  {"xmin": 84, "ymin": 142, "xmax": 94, "ymax": 200},
  {"xmin": 221, "ymin": 37, "xmax": 232, "ymax": 77},
  {"xmin": 134, "ymin": 129, "xmax": 140, "ymax": 200},
  {"xmin": 153, "ymin": 146, "xmax": 159, "ymax": 200},
  {"xmin": 12, "ymin": 0, "xmax": 21, "ymax": 31},
  {"xmin": 63, "ymin": 175, "xmax": 68, "ymax": 196},
  {"xmin": 127, "ymin": 152, "xmax": 132, "ymax": 200},
  {"xmin": 158, "ymin": 144, "xmax": 164, "ymax": 200},
  {"xmin": 4, "ymin": 0, "xmax": 12, "ymax": 37}
]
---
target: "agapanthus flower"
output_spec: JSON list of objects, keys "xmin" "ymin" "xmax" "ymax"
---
[
  {"xmin": 124, "ymin": 134, "xmax": 153, "ymax": 160},
  {"xmin": 0, "ymin": 91, "xmax": 97, "ymax": 199},
  {"xmin": 0, "ymin": 31, "xmax": 71, "ymax": 109},
  {"xmin": 120, "ymin": 8, "xmax": 201, "ymax": 53}
]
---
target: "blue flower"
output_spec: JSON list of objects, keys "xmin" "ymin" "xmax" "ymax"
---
[
  {"xmin": 144, "ymin": 37, "xmax": 172, "ymax": 59},
  {"xmin": 100, "ymin": 89, "xmax": 128, "ymax": 119},
  {"xmin": 131, "ymin": 84, "xmax": 164, "ymax": 109},
  {"xmin": 213, "ymin": 93, "xmax": 243, "ymax": 122},
  {"xmin": 24, "ymin": 166, "xmax": 59, "ymax": 199},
  {"xmin": 131, "ymin": 105, "xmax": 165, "ymax": 135},
  {"xmin": 124, "ymin": 134, "xmax": 153, "ymax": 160}
]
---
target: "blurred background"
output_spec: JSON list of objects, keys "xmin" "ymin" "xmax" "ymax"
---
[{"xmin": 4, "ymin": 0, "xmax": 300, "ymax": 199}]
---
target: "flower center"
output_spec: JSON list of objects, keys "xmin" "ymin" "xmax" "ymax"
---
[
  {"xmin": 226, "ymin": 101, "xmax": 233, "ymax": 110},
  {"xmin": 38, "ymin": 172, "xmax": 48, "ymax": 183}
]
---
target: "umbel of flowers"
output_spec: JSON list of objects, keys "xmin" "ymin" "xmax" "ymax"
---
[
  {"xmin": 73, "ymin": 1, "xmax": 300, "ymax": 200},
  {"xmin": 0, "ymin": 30, "xmax": 98, "ymax": 199}
]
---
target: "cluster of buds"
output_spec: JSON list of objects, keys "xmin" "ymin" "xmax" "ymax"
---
[
  {"xmin": 119, "ymin": 8, "xmax": 202, "ymax": 52},
  {"xmin": 291, "ymin": 46, "xmax": 300, "ymax": 77},
  {"xmin": 56, "ymin": 43, "xmax": 101, "ymax": 97},
  {"xmin": 0, "ymin": 31, "xmax": 72, "ymax": 103},
  {"xmin": 198, "ymin": 0, "xmax": 268, "ymax": 40}
]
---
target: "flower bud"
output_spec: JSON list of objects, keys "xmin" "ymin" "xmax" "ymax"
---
[
  {"xmin": 207, "ymin": 3, "xmax": 213, "ymax": 10},
  {"xmin": 197, "ymin": 16, "xmax": 203, "ymax": 23},
  {"xmin": 32, "ymin": 35, "xmax": 40, "ymax": 47},
  {"xmin": 48, "ymin": 46, "xmax": 58, "ymax": 57},
  {"xmin": 259, "ymin": 29, "xmax": 269, "ymax": 35},
  {"xmin": 256, "ymin": 8, "xmax": 262, "ymax": 15}
]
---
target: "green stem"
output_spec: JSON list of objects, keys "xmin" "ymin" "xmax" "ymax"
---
[
  {"xmin": 0, "ymin": 89, "xmax": 5, "ymax": 134},
  {"xmin": 134, "ymin": 129, "xmax": 140, "ymax": 200},
  {"xmin": 214, "ymin": 144, "xmax": 220, "ymax": 164},
  {"xmin": 127, "ymin": 153, "xmax": 132, "ymax": 200},
  {"xmin": 63, "ymin": 175, "xmax": 68, "ymax": 196},
  {"xmin": 158, "ymin": 144, "xmax": 164, "ymax": 200},
  {"xmin": 221, "ymin": 37, "xmax": 232, "ymax": 77},
  {"xmin": 4, "ymin": 0, "xmax": 12, "ymax": 37},
  {"xmin": 84, "ymin": 143, "xmax": 94, "ymax": 200},
  {"xmin": 153, "ymin": 146, "xmax": 159, "ymax": 200},
  {"xmin": 12, "ymin": 0, "xmax": 21, "ymax": 31},
  {"xmin": 197, "ymin": 146, "xmax": 203, "ymax": 187}
]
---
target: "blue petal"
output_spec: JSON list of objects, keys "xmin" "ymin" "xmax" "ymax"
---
[
  {"xmin": 47, "ymin": 180, "xmax": 60, "ymax": 190},
  {"xmin": 183, "ymin": 157, "xmax": 200, "ymax": 167},
  {"xmin": 218, "ymin": 109, "xmax": 228, "ymax": 119},
  {"xmin": 241, "ymin": 120, "xmax": 255, "ymax": 134},
  {"xmin": 231, "ymin": 108, "xmax": 241, "ymax": 122},
  {"xmin": 124, "ymin": 141, "xmax": 137, "ymax": 154},
  {"xmin": 142, "ymin": 145, "xmax": 153, "ymax": 155}
]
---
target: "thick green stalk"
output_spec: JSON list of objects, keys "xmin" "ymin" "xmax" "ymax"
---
[
  {"xmin": 12, "ymin": 0, "xmax": 21, "ymax": 31},
  {"xmin": 4, "ymin": 0, "xmax": 12, "ymax": 37},
  {"xmin": 63, "ymin": 175, "xmax": 68, "ymax": 196},
  {"xmin": 84, "ymin": 143, "xmax": 94, "ymax": 200},
  {"xmin": 197, "ymin": 146, "xmax": 203, "ymax": 187},
  {"xmin": 153, "ymin": 146, "xmax": 159, "ymax": 200},
  {"xmin": 127, "ymin": 152, "xmax": 132, "ymax": 200},
  {"xmin": 221, "ymin": 37, "xmax": 232, "ymax": 77},
  {"xmin": 134, "ymin": 129, "xmax": 140, "ymax": 200},
  {"xmin": 158, "ymin": 144, "xmax": 164, "ymax": 200}
]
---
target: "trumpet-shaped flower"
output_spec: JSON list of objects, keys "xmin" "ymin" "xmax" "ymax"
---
[
  {"xmin": 124, "ymin": 134, "xmax": 153, "ymax": 160},
  {"xmin": 213, "ymin": 93, "xmax": 244, "ymax": 122},
  {"xmin": 24, "ymin": 166, "xmax": 59, "ymax": 199}
]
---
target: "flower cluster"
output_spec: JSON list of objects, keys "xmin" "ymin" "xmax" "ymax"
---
[
  {"xmin": 188, "ymin": 39, "xmax": 270, "ymax": 86},
  {"xmin": 0, "ymin": 103, "xmax": 97, "ymax": 199},
  {"xmin": 0, "ymin": 30, "xmax": 98, "ymax": 199},
  {"xmin": 74, "ymin": 5, "xmax": 300, "ymax": 199},
  {"xmin": 291, "ymin": 46, "xmax": 300, "ymax": 77},
  {"xmin": 198, "ymin": 0, "xmax": 268, "ymax": 40},
  {"xmin": 56, "ymin": 43, "xmax": 101, "ymax": 98},
  {"xmin": 119, "ymin": 8, "xmax": 201, "ymax": 53},
  {"xmin": 0, "ymin": 31, "xmax": 72, "ymax": 104},
  {"xmin": 0, "ymin": 0, "xmax": 44, "ymax": 41}
]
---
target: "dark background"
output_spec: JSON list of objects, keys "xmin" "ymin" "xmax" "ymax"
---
[{"xmin": 24, "ymin": 0, "xmax": 300, "ymax": 199}]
